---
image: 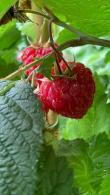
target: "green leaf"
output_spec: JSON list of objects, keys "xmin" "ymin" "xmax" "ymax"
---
[
  {"xmin": 57, "ymin": 29, "xmax": 76, "ymax": 44},
  {"xmin": 32, "ymin": 0, "xmax": 44, "ymax": 8},
  {"xmin": 37, "ymin": 57, "xmax": 54, "ymax": 79},
  {"xmin": 0, "ymin": 0, "xmax": 17, "ymax": 19},
  {"xmin": 20, "ymin": 22, "xmax": 37, "ymax": 43},
  {"xmin": 0, "ymin": 21, "xmax": 21, "ymax": 78},
  {"xmin": 55, "ymin": 139, "xmax": 95, "ymax": 195},
  {"xmin": 99, "ymin": 175, "xmax": 110, "ymax": 195},
  {"xmin": 94, "ymin": 50, "xmax": 110, "ymax": 77},
  {"xmin": 0, "ymin": 21, "xmax": 21, "ymax": 50},
  {"xmin": 42, "ymin": 0, "xmax": 110, "ymax": 36},
  {"xmin": 0, "ymin": 80, "xmax": 44, "ymax": 195},
  {"xmin": 53, "ymin": 139, "xmax": 88, "ymax": 158},
  {"xmin": 36, "ymin": 145, "xmax": 78, "ymax": 195},
  {"xmin": 89, "ymin": 134, "xmax": 110, "ymax": 180},
  {"xmin": 0, "ymin": 49, "xmax": 17, "ymax": 64},
  {"xmin": 89, "ymin": 133, "xmax": 110, "ymax": 194},
  {"xmin": 104, "ymin": 51, "xmax": 110, "ymax": 64},
  {"xmin": 68, "ymin": 136, "xmax": 96, "ymax": 194},
  {"xmin": 0, "ymin": 49, "xmax": 19, "ymax": 78},
  {"xmin": 70, "ymin": 157, "xmax": 95, "ymax": 194},
  {"xmin": 55, "ymin": 134, "xmax": 110, "ymax": 194},
  {"xmin": 105, "ymin": 83, "xmax": 110, "ymax": 104}
]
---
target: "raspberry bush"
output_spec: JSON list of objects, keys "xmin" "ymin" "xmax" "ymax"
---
[{"xmin": 1, "ymin": 0, "xmax": 110, "ymax": 195}]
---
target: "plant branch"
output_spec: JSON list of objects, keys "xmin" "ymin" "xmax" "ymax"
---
[
  {"xmin": 60, "ymin": 37, "xmax": 110, "ymax": 48},
  {"xmin": 19, "ymin": 8, "xmax": 110, "ymax": 47},
  {"xmin": 1, "ymin": 35, "xmax": 110, "ymax": 80},
  {"xmin": 20, "ymin": 8, "xmax": 83, "ymax": 37},
  {"xmin": 19, "ymin": 9, "xmax": 51, "ymax": 20}
]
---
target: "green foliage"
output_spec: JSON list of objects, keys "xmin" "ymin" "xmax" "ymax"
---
[
  {"xmin": 36, "ymin": 145, "xmax": 78, "ymax": 195},
  {"xmin": 0, "ymin": 49, "xmax": 18, "ymax": 78},
  {"xmin": 0, "ymin": 80, "xmax": 44, "ymax": 195},
  {"xmin": 53, "ymin": 133, "xmax": 110, "ymax": 195},
  {"xmin": 42, "ymin": 0, "xmax": 110, "ymax": 36},
  {"xmin": 20, "ymin": 22, "xmax": 37, "ymax": 43},
  {"xmin": 37, "ymin": 57, "xmax": 54, "ymax": 79},
  {"xmin": 99, "ymin": 175, "xmax": 110, "ymax": 195},
  {"xmin": 0, "ymin": 0, "xmax": 17, "ymax": 19},
  {"xmin": 1, "ymin": 1, "xmax": 110, "ymax": 195},
  {"xmin": 71, "ymin": 133, "xmax": 110, "ymax": 195},
  {"xmin": 0, "ymin": 21, "xmax": 22, "ymax": 78},
  {"xmin": 0, "ymin": 21, "xmax": 21, "ymax": 50},
  {"xmin": 57, "ymin": 29, "xmax": 76, "ymax": 44}
]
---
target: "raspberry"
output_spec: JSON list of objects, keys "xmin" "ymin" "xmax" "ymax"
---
[
  {"xmin": 18, "ymin": 45, "xmax": 61, "ymax": 86},
  {"xmin": 18, "ymin": 46, "xmax": 53, "ymax": 71},
  {"xmin": 39, "ymin": 62, "xmax": 95, "ymax": 119},
  {"xmin": 18, "ymin": 46, "xmax": 53, "ymax": 86}
]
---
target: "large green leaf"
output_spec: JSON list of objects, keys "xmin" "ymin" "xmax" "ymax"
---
[
  {"xmin": 0, "ymin": 0, "xmax": 17, "ymax": 19},
  {"xmin": 0, "ymin": 80, "xmax": 44, "ymax": 195},
  {"xmin": 42, "ymin": 0, "xmax": 110, "ymax": 37},
  {"xmin": 69, "ymin": 134, "xmax": 110, "ymax": 194},
  {"xmin": 53, "ymin": 138, "xmax": 95, "ymax": 195},
  {"xmin": 54, "ymin": 134, "xmax": 110, "ymax": 194},
  {"xmin": 36, "ymin": 145, "xmax": 78, "ymax": 195},
  {"xmin": 0, "ymin": 21, "xmax": 22, "ymax": 78},
  {"xmin": 0, "ymin": 21, "xmax": 21, "ymax": 50}
]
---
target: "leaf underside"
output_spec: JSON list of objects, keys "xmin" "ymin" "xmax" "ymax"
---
[{"xmin": 0, "ymin": 80, "xmax": 44, "ymax": 195}]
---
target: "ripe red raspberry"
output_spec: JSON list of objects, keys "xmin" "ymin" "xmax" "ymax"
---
[{"xmin": 38, "ymin": 62, "xmax": 95, "ymax": 119}]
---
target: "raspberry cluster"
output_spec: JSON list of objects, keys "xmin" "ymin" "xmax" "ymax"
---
[{"xmin": 18, "ymin": 46, "xmax": 95, "ymax": 119}]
